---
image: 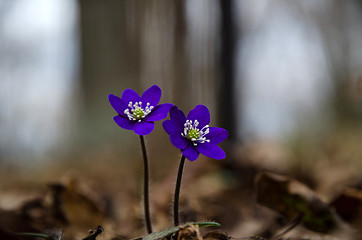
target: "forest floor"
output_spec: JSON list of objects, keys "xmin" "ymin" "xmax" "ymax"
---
[{"xmin": 0, "ymin": 125, "xmax": 362, "ymax": 240}]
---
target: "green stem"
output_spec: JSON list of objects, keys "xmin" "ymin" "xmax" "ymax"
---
[
  {"xmin": 174, "ymin": 154, "xmax": 186, "ymax": 226},
  {"xmin": 17, "ymin": 233, "xmax": 49, "ymax": 238},
  {"xmin": 139, "ymin": 135, "xmax": 153, "ymax": 234}
]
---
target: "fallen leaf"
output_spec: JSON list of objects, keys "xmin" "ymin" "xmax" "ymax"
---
[
  {"xmin": 331, "ymin": 187, "xmax": 362, "ymax": 229},
  {"xmin": 82, "ymin": 225, "xmax": 104, "ymax": 240},
  {"xmin": 255, "ymin": 171, "xmax": 336, "ymax": 233},
  {"xmin": 203, "ymin": 231, "xmax": 229, "ymax": 240},
  {"xmin": 176, "ymin": 224, "xmax": 202, "ymax": 240}
]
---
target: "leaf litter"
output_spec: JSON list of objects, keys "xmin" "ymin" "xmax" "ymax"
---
[{"xmin": 0, "ymin": 139, "xmax": 362, "ymax": 240}]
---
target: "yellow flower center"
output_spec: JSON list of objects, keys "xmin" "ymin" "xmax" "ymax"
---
[
  {"xmin": 181, "ymin": 119, "xmax": 210, "ymax": 146},
  {"xmin": 187, "ymin": 129, "xmax": 200, "ymax": 140},
  {"xmin": 133, "ymin": 108, "xmax": 145, "ymax": 120}
]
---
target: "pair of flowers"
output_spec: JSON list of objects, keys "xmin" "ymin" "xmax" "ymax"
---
[
  {"xmin": 108, "ymin": 85, "xmax": 228, "ymax": 161},
  {"xmin": 108, "ymin": 85, "xmax": 228, "ymax": 234}
]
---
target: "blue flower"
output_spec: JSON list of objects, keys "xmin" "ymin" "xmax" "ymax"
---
[
  {"xmin": 163, "ymin": 105, "xmax": 228, "ymax": 161},
  {"xmin": 108, "ymin": 85, "xmax": 173, "ymax": 135}
]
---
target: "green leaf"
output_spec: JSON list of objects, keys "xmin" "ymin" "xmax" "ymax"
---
[
  {"xmin": 17, "ymin": 232, "xmax": 50, "ymax": 239},
  {"xmin": 132, "ymin": 221, "xmax": 221, "ymax": 240}
]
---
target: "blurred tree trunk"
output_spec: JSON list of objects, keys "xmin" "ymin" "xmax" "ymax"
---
[
  {"xmin": 172, "ymin": 0, "xmax": 188, "ymax": 110},
  {"xmin": 77, "ymin": 0, "xmax": 144, "ymax": 145},
  {"xmin": 314, "ymin": 0, "xmax": 362, "ymax": 121},
  {"xmin": 219, "ymin": 0, "xmax": 237, "ymax": 140},
  {"xmin": 76, "ymin": 0, "xmax": 222, "ymax": 160}
]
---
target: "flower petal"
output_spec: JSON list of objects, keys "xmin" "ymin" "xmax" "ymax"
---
[
  {"xmin": 206, "ymin": 127, "xmax": 229, "ymax": 144},
  {"xmin": 163, "ymin": 120, "xmax": 182, "ymax": 135},
  {"xmin": 170, "ymin": 106, "xmax": 186, "ymax": 127},
  {"xmin": 196, "ymin": 143, "xmax": 225, "ymax": 160},
  {"xmin": 141, "ymin": 85, "xmax": 162, "ymax": 107},
  {"xmin": 113, "ymin": 115, "xmax": 134, "ymax": 130},
  {"xmin": 170, "ymin": 134, "xmax": 189, "ymax": 150},
  {"xmin": 186, "ymin": 105, "xmax": 210, "ymax": 127},
  {"xmin": 133, "ymin": 121, "xmax": 155, "ymax": 135},
  {"xmin": 182, "ymin": 144, "xmax": 199, "ymax": 161},
  {"xmin": 145, "ymin": 103, "xmax": 173, "ymax": 122},
  {"xmin": 108, "ymin": 94, "xmax": 128, "ymax": 116},
  {"xmin": 122, "ymin": 88, "xmax": 141, "ymax": 104}
]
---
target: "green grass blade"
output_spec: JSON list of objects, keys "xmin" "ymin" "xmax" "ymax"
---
[{"xmin": 132, "ymin": 221, "xmax": 221, "ymax": 240}]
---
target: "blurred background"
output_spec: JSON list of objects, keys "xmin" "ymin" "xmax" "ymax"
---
[
  {"xmin": 1, "ymin": 0, "xmax": 361, "ymax": 164},
  {"xmin": 1, "ymin": 0, "xmax": 362, "ymax": 238}
]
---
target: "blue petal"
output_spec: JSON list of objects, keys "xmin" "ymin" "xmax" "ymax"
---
[
  {"xmin": 122, "ymin": 88, "xmax": 141, "ymax": 104},
  {"xmin": 141, "ymin": 85, "xmax": 162, "ymax": 107},
  {"xmin": 186, "ymin": 105, "xmax": 210, "ymax": 127},
  {"xmin": 113, "ymin": 115, "xmax": 134, "ymax": 130},
  {"xmin": 145, "ymin": 103, "xmax": 173, "ymax": 122},
  {"xmin": 206, "ymin": 127, "xmax": 229, "ymax": 144},
  {"xmin": 170, "ymin": 134, "xmax": 189, "ymax": 150},
  {"xmin": 108, "ymin": 94, "xmax": 128, "ymax": 116},
  {"xmin": 182, "ymin": 144, "xmax": 199, "ymax": 161},
  {"xmin": 133, "ymin": 121, "xmax": 155, "ymax": 135},
  {"xmin": 163, "ymin": 120, "xmax": 182, "ymax": 135},
  {"xmin": 170, "ymin": 106, "xmax": 186, "ymax": 127},
  {"xmin": 196, "ymin": 143, "xmax": 225, "ymax": 160}
]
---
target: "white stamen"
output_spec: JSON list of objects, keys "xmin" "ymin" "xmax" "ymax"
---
[
  {"xmin": 181, "ymin": 119, "xmax": 210, "ymax": 146},
  {"xmin": 124, "ymin": 101, "xmax": 153, "ymax": 121}
]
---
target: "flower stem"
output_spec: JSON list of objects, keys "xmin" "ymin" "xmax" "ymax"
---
[
  {"xmin": 139, "ymin": 135, "xmax": 153, "ymax": 234},
  {"xmin": 174, "ymin": 154, "xmax": 186, "ymax": 226}
]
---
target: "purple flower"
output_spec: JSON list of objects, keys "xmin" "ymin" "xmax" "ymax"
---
[
  {"xmin": 108, "ymin": 85, "xmax": 173, "ymax": 135},
  {"xmin": 162, "ymin": 105, "xmax": 228, "ymax": 161}
]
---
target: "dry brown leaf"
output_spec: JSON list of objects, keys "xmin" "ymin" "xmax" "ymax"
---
[
  {"xmin": 176, "ymin": 224, "xmax": 203, "ymax": 240},
  {"xmin": 331, "ymin": 187, "xmax": 362, "ymax": 229},
  {"xmin": 255, "ymin": 171, "xmax": 336, "ymax": 233},
  {"xmin": 203, "ymin": 231, "xmax": 230, "ymax": 240}
]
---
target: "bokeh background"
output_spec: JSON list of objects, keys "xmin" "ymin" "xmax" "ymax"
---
[{"xmin": 1, "ymin": 0, "xmax": 362, "ymax": 238}]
